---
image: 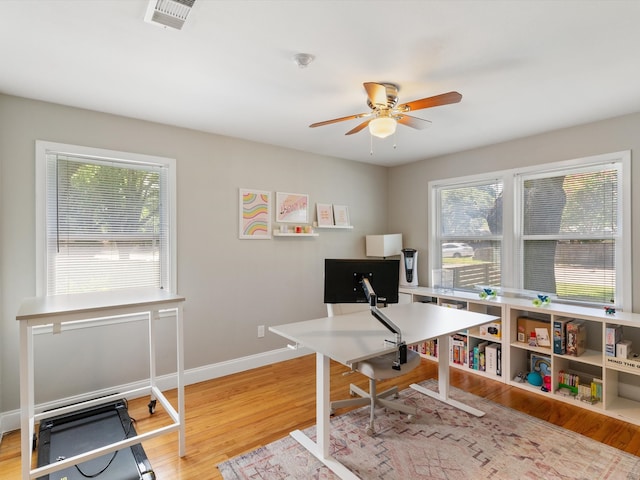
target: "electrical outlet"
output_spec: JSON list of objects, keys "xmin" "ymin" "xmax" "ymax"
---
[{"xmin": 258, "ymin": 325, "xmax": 265, "ymax": 338}]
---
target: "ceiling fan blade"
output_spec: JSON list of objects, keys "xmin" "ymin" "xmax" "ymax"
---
[
  {"xmin": 309, "ymin": 112, "xmax": 370, "ymax": 128},
  {"xmin": 345, "ymin": 119, "xmax": 371, "ymax": 135},
  {"xmin": 364, "ymin": 82, "xmax": 388, "ymax": 107},
  {"xmin": 397, "ymin": 115, "xmax": 432, "ymax": 130},
  {"xmin": 398, "ymin": 91, "xmax": 462, "ymax": 112}
]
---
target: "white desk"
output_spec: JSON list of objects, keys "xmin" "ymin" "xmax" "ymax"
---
[
  {"xmin": 270, "ymin": 302, "xmax": 499, "ymax": 480},
  {"xmin": 16, "ymin": 288, "xmax": 186, "ymax": 480}
]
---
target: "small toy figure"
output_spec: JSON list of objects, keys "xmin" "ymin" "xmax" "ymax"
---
[
  {"xmin": 532, "ymin": 294, "xmax": 550, "ymax": 307},
  {"xmin": 479, "ymin": 288, "xmax": 497, "ymax": 299},
  {"xmin": 604, "ymin": 306, "xmax": 616, "ymax": 315}
]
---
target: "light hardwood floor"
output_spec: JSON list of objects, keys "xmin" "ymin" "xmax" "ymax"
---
[{"xmin": 2, "ymin": 355, "xmax": 640, "ymax": 479}]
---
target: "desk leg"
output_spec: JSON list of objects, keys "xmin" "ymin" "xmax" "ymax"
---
[
  {"xmin": 19, "ymin": 321, "xmax": 34, "ymax": 479},
  {"xmin": 149, "ymin": 310, "xmax": 157, "ymax": 402},
  {"xmin": 288, "ymin": 353, "xmax": 359, "ymax": 480},
  {"xmin": 410, "ymin": 334, "xmax": 485, "ymax": 417},
  {"xmin": 176, "ymin": 304, "xmax": 185, "ymax": 457}
]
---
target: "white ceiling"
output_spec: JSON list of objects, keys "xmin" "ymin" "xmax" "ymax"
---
[{"xmin": 2, "ymin": 0, "xmax": 640, "ymax": 167}]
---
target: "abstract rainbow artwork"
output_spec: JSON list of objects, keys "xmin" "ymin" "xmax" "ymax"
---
[{"xmin": 239, "ymin": 189, "xmax": 271, "ymax": 239}]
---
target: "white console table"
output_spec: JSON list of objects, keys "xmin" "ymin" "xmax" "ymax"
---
[{"xmin": 16, "ymin": 288, "xmax": 186, "ymax": 480}]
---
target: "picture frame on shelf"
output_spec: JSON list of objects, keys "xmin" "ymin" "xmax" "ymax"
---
[
  {"xmin": 276, "ymin": 192, "xmax": 309, "ymax": 223},
  {"xmin": 333, "ymin": 204, "xmax": 350, "ymax": 226},
  {"xmin": 530, "ymin": 353, "xmax": 551, "ymax": 377},
  {"xmin": 316, "ymin": 203, "xmax": 334, "ymax": 226},
  {"xmin": 239, "ymin": 188, "xmax": 271, "ymax": 239}
]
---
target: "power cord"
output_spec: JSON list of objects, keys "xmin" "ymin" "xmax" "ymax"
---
[{"xmin": 57, "ymin": 413, "xmax": 138, "ymax": 478}]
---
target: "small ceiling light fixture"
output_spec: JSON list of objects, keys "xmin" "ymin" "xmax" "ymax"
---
[
  {"xmin": 368, "ymin": 116, "xmax": 397, "ymax": 139},
  {"xmin": 292, "ymin": 53, "xmax": 315, "ymax": 69}
]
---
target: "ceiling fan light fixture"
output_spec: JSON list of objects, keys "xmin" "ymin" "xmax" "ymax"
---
[{"xmin": 368, "ymin": 116, "xmax": 397, "ymax": 138}]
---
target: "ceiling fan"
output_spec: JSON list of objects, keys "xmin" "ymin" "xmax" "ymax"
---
[{"xmin": 309, "ymin": 82, "xmax": 462, "ymax": 139}]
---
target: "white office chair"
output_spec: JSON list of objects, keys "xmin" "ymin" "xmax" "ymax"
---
[{"xmin": 328, "ymin": 303, "xmax": 421, "ymax": 435}]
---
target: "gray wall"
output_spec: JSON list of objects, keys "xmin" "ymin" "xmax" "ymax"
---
[
  {"xmin": 0, "ymin": 94, "xmax": 390, "ymax": 412},
  {"xmin": 2, "ymin": 92, "xmax": 638, "ymax": 420},
  {"xmin": 388, "ymin": 112, "xmax": 639, "ymax": 311}
]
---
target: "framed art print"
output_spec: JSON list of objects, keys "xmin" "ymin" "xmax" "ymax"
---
[
  {"xmin": 276, "ymin": 192, "xmax": 309, "ymax": 223},
  {"xmin": 239, "ymin": 188, "xmax": 271, "ymax": 239},
  {"xmin": 333, "ymin": 204, "xmax": 350, "ymax": 226},
  {"xmin": 530, "ymin": 354, "xmax": 551, "ymax": 377},
  {"xmin": 316, "ymin": 203, "xmax": 334, "ymax": 226}
]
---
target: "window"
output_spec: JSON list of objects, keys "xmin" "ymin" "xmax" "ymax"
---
[
  {"xmin": 36, "ymin": 141, "xmax": 176, "ymax": 296},
  {"xmin": 429, "ymin": 151, "xmax": 630, "ymax": 309},
  {"xmin": 516, "ymin": 162, "xmax": 623, "ymax": 305},
  {"xmin": 431, "ymin": 178, "xmax": 503, "ymax": 291}
]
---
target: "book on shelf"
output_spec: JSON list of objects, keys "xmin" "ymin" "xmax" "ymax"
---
[
  {"xmin": 553, "ymin": 318, "xmax": 570, "ymax": 355},
  {"xmin": 566, "ymin": 320, "xmax": 587, "ymax": 356},
  {"xmin": 441, "ymin": 301, "xmax": 465, "ymax": 309},
  {"xmin": 591, "ymin": 378, "xmax": 603, "ymax": 401},
  {"xmin": 485, "ymin": 343, "xmax": 501, "ymax": 376},
  {"xmin": 535, "ymin": 327, "xmax": 551, "ymax": 347},
  {"xmin": 413, "ymin": 339, "xmax": 438, "ymax": 357},
  {"xmin": 472, "ymin": 341, "xmax": 489, "ymax": 371},
  {"xmin": 450, "ymin": 334, "xmax": 468, "ymax": 366},
  {"xmin": 557, "ymin": 370, "xmax": 580, "ymax": 394},
  {"xmin": 605, "ymin": 324, "xmax": 623, "ymax": 357}
]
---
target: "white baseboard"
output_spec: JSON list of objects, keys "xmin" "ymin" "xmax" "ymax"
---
[{"xmin": 0, "ymin": 346, "xmax": 310, "ymax": 436}]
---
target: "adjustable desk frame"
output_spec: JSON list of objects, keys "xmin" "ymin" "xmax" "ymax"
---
[
  {"xmin": 16, "ymin": 288, "xmax": 186, "ymax": 480},
  {"xmin": 270, "ymin": 302, "xmax": 498, "ymax": 480}
]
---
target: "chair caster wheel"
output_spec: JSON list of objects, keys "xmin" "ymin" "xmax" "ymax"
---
[{"xmin": 366, "ymin": 427, "xmax": 375, "ymax": 436}]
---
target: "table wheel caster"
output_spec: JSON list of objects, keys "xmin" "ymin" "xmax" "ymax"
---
[
  {"xmin": 148, "ymin": 399, "xmax": 157, "ymax": 414},
  {"xmin": 366, "ymin": 426, "xmax": 375, "ymax": 436}
]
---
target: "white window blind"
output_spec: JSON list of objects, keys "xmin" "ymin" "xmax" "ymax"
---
[
  {"xmin": 517, "ymin": 163, "xmax": 620, "ymax": 305},
  {"xmin": 42, "ymin": 147, "xmax": 172, "ymax": 295},
  {"xmin": 433, "ymin": 178, "xmax": 503, "ymax": 290}
]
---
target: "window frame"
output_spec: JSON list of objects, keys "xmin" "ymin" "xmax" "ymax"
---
[
  {"xmin": 35, "ymin": 140, "xmax": 177, "ymax": 296},
  {"xmin": 429, "ymin": 175, "xmax": 505, "ymax": 288},
  {"xmin": 428, "ymin": 151, "xmax": 631, "ymax": 310}
]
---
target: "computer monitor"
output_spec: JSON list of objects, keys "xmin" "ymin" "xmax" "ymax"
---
[{"xmin": 323, "ymin": 258, "xmax": 400, "ymax": 305}]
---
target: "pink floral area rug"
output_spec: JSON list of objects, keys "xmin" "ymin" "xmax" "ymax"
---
[{"xmin": 218, "ymin": 380, "xmax": 640, "ymax": 479}]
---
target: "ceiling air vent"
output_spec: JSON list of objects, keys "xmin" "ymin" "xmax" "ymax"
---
[{"xmin": 144, "ymin": 0, "xmax": 195, "ymax": 30}]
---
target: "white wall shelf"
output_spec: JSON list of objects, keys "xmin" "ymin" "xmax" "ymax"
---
[
  {"xmin": 273, "ymin": 232, "xmax": 319, "ymax": 237},
  {"xmin": 315, "ymin": 225, "xmax": 353, "ymax": 229}
]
